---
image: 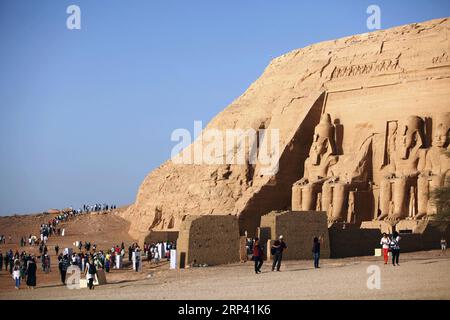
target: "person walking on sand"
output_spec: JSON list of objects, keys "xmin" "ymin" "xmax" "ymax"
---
[
  {"xmin": 58, "ymin": 254, "xmax": 70, "ymax": 285},
  {"xmin": 4, "ymin": 253, "xmax": 8, "ymax": 271},
  {"xmin": 8, "ymin": 251, "xmax": 14, "ymax": 274},
  {"xmin": 86, "ymin": 257, "xmax": 97, "ymax": 290},
  {"xmin": 135, "ymin": 248, "xmax": 141, "ymax": 272},
  {"xmin": 390, "ymin": 231, "xmax": 401, "ymax": 266},
  {"xmin": 12, "ymin": 260, "xmax": 21, "ymax": 289},
  {"xmin": 26, "ymin": 256, "xmax": 37, "ymax": 289},
  {"xmin": 380, "ymin": 233, "xmax": 390, "ymax": 265},
  {"xmin": 252, "ymin": 238, "xmax": 263, "ymax": 274},
  {"xmin": 441, "ymin": 238, "xmax": 447, "ymax": 254},
  {"xmin": 271, "ymin": 235, "xmax": 287, "ymax": 272},
  {"xmin": 312, "ymin": 237, "xmax": 321, "ymax": 268}
]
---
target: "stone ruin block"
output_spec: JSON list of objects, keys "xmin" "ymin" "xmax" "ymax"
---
[
  {"xmin": 259, "ymin": 210, "xmax": 330, "ymax": 260},
  {"xmin": 176, "ymin": 215, "xmax": 240, "ymax": 268}
]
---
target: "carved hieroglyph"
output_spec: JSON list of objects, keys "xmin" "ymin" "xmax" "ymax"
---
[{"xmin": 122, "ymin": 18, "xmax": 450, "ymax": 243}]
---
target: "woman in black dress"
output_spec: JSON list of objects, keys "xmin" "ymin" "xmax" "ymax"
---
[{"xmin": 26, "ymin": 256, "xmax": 37, "ymax": 289}]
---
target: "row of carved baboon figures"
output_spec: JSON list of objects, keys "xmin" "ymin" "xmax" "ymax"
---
[{"xmin": 291, "ymin": 112, "xmax": 450, "ymax": 223}]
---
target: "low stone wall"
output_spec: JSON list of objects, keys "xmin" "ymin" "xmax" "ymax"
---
[
  {"xmin": 259, "ymin": 210, "xmax": 330, "ymax": 260},
  {"xmin": 176, "ymin": 215, "xmax": 240, "ymax": 268},
  {"xmin": 398, "ymin": 221, "xmax": 450, "ymax": 252},
  {"xmin": 331, "ymin": 220, "xmax": 450, "ymax": 257},
  {"xmin": 329, "ymin": 223, "xmax": 382, "ymax": 258}
]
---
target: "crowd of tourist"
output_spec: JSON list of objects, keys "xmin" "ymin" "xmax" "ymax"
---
[
  {"xmin": 0, "ymin": 203, "xmax": 122, "ymax": 290},
  {"xmin": 247, "ymin": 231, "xmax": 450, "ymax": 274},
  {"xmin": 2, "ymin": 210, "xmax": 448, "ymax": 291},
  {"xmin": 0, "ymin": 249, "xmax": 38, "ymax": 289}
]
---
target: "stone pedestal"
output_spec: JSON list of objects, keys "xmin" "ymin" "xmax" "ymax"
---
[
  {"xmin": 396, "ymin": 219, "xmax": 429, "ymax": 233},
  {"xmin": 360, "ymin": 221, "xmax": 394, "ymax": 234}
]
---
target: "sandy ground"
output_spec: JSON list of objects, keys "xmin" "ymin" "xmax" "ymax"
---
[
  {"xmin": 1, "ymin": 212, "xmax": 450, "ymax": 300},
  {"xmin": 0, "ymin": 209, "xmax": 137, "ymax": 292},
  {"xmin": 1, "ymin": 250, "xmax": 449, "ymax": 300}
]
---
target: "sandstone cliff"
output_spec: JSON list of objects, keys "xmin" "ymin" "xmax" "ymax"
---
[{"xmin": 122, "ymin": 17, "xmax": 450, "ymax": 242}]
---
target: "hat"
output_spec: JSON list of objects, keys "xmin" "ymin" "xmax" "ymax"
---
[{"xmin": 279, "ymin": 235, "xmax": 283, "ymax": 239}]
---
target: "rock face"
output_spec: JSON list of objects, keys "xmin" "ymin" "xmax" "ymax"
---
[{"xmin": 123, "ymin": 18, "xmax": 450, "ymax": 243}]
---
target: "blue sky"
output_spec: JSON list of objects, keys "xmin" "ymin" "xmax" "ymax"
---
[{"xmin": 0, "ymin": 0, "xmax": 449, "ymax": 215}]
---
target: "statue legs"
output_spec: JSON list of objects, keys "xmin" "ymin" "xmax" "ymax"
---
[
  {"xmin": 416, "ymin": 175, "xmax": 429, "ymax": 219},
  {"xmin": 388, "ymin": 177, "xmax": 410, "ymax": 221},
  {"xmin": 330, "ymin": 183, "xmax": 348, "ymax": 222},
  {"xmin": 322, "ymin": 183, "xmax": 332, "ymax": 215},
  {"xmin": 291, "ymin": 183, "xmax": 302, "ymax": 211},
  {"xmin": 301, "ymin": 184, "xmax": 316, "ymax": 211},
  {"xmin": 427, "ymin": 175, "xmax": 444, "ymax": 216},
  {"xmin": 378, "ymin": 178, "xmax": 391, "ymax": 220}
]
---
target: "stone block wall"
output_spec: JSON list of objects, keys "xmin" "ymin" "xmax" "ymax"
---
[
  {"xmin": 176, "ymin": 215, "xmax": 240, "ymax": 268},
  {"xmin": 260, "ymin": 210, "xmax": 330, "ymax": 260}
]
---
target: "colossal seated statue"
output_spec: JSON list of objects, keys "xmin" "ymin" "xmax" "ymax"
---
[
  {"xmin": 323, "ymin": 137, "xmax": 372, "ymax": 223},
  {"xmin": 417, "ymin": 113, "xmax": 450, "ymax": 219},
  {"xmin": 292, "ymin": 113, "xmax": 338, "ymax": 211},
  {"xmin": 292, "ymin": 113, "xmax": 372, "ymax": 223},
  {"xmin": 378, "ymin": 115, "xmax": 427, "ymax": 222}
]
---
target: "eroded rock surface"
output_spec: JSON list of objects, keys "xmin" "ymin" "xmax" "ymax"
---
[{"xmin": 122, "ymin": 18, "xmax": 450, "ymax": 243}]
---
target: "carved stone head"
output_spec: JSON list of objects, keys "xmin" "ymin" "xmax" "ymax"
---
[
  {"xmin": 397, "ymin": 116, "xmax": 425, "ymax": 160},
  {"xmin": 432, "ymin": 113, "xmax": 450, "ymax": 148},
  {"xmin": 310, "ymin": 113, "xmax": 336, "ymax": 165}
]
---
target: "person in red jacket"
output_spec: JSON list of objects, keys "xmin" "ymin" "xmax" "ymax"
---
[{"xmin": 252, "ymin": 238, "xmax": 263, "ymax": 274}]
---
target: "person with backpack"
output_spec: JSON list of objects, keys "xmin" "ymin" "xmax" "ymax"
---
[
  {"xmin": 312, "ymin": 237, "xmax": 321, "ymax": 268},
  {"xmin": 390, "ymin": 231, "xmax": 401, "ymax": 266},
  {"xmin": 271, "ymin": 235, "xmax": 287, "ymax": 272},
  {"xmin": 58, "ymin": 254, "xmax": 70, "ymax": 285},
  {"xmin": 252, "ymin": 238, "xmax": 264, "ymax": 274},
  {"xmin": 86, "ymin": 257, "xmax": 97, "ymax": 290}
]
